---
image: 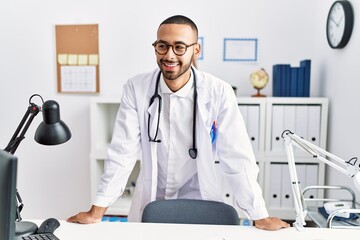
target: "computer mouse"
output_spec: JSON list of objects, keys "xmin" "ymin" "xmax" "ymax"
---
[{"xmin": 37, "ymin": 218, "xmax": 61, "ymax": 233}]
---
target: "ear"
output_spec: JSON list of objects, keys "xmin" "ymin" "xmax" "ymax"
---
[{"xmin": 193, "ymin": 43, "xmax": 201, "ymax": 60}]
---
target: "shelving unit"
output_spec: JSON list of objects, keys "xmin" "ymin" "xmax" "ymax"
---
[{"xmin": 90, "ymin": 96, "xmax": 328, "ymax": 220}]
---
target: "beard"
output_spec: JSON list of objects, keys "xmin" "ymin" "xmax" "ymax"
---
[{"xmin": 158, "ymin": 56, "xmax": 193, "ymax": 81}]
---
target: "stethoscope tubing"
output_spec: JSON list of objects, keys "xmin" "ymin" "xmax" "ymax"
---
[{"xmin": 148, "ymin": 67, "xmax": 198, "ymax": 159}]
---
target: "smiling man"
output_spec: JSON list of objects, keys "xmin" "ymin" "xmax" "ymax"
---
[{"xmin": 68, "ymin": 15, "xmax": 289, "ymax": 231}]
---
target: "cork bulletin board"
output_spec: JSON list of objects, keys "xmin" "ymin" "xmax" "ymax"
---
[{"xmin": 55, "ymin": 24, "xmax": 100, "ymax": 93}]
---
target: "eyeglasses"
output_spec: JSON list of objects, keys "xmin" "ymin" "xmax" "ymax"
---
[{"xmin": 152, "ymin": 41, "xmax": 197, "ymax": 56}]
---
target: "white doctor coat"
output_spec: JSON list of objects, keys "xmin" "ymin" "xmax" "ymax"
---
[{"xmin": 94, "ymin": 67, "xmax": 269, "ymax": 221}]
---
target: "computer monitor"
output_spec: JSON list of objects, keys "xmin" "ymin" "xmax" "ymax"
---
[{"xmin": 0, "ymin": 149, "xmax": 17, "ymax": 240}]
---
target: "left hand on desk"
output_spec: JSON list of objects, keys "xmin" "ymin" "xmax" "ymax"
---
[{"xmin": 254, "ymin": 217, "xmax": 290, "ymax": 231}]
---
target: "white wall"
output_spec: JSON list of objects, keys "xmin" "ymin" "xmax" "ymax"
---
[{"xmin": 0, "ymin": 0, "xmax": 359, "ymax": 220}]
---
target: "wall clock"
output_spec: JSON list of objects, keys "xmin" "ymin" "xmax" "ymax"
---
[{"xmin": 326, "ymin": 1, "xmax": 354, "ymax": 49}]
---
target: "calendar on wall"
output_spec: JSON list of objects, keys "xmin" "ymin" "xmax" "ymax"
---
[{"xmin": 55, "ymin": 24, "xmax": 100, "ymax": 93}]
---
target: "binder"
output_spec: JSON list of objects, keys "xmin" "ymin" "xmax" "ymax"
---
[
  {"xmin": 304, "ymin": 164, "xmax": 318, "ymax": 207},
  {"xmin": 272, "ymin": 65, "xmax": 283, "ymax": 96},
  {"xmin": 307, "ymin": 105, "xmax": 321, "ymax": 146},
  {"xmin": 283, "ymin": 105, "xmax": 296, "ymax": 135},
  {"xmin": 297, "ymin": 67, "xmax": 305, "ymax": 97},
  {"xmin": 290, "ymin": 67, "xmax": 298, "ymax": 97},
  {"xmin": 281, "ymin": 163, "xmax": 293, "ymax": 208},
  {"xmin": 282, "ymin": 65, "xmax": 291, "ymax": 96},
  {"xmin": 295, "ymin": 105, "xmax": 309, "ymax": 145},
  {"xmin": 296, "ymin": 164, "xmax": 307, "ymax": 192},
  {"xmin": 300, "ymin": 60, "xmax": 311, "ymax": 97},
  {"xmin": 271, "ymin": 105, "xmax": 284, "ymax": 152},
  {"xmin": 269, "ymin": 163, "xmax": 282, "ymax": 208},
  {"xmin": 247, "ymin": 105, "xmax": 260, "ymax": 152},
  {"xmin": 272, "ymin": 65, "xmax": 278, "ymax": 96}
]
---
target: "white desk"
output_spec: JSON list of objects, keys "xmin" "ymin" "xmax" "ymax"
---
[{"xmin": 32, "ymin": 220, "xmax": 359, "ymax": 240}]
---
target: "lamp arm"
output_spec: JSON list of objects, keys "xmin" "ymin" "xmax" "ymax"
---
[
  {"xmin": 282, "ymin": 130, "xmax": 360, "ymax": 231},
  {"xmin": 3, "ymin": 103, "xmax": 41, "ymax": 154},
  {"xmin": 283, "ymin": 130, "xmax": 360, "ymax": 177},
  {"xmin": 283, "ymin": 133, "xmax": 307, "ymax": 230},
  {"xmin": 2, "ymin": 101, "xmax": 41, "ymax": 222}
]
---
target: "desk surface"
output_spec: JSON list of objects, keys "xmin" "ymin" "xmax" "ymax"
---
[{"xmin": 33, "ymin": 220, "xmax": 359, "ymax": 240}]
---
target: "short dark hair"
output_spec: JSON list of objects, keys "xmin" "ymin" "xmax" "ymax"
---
[{"xmin": 159, "ymin": 15, "xmax": 198, "ymax": 38}]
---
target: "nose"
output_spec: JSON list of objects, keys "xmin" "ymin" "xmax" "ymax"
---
[{"xmin": 164, "ymin": 45, "xmax": 177, "ymax": 58}]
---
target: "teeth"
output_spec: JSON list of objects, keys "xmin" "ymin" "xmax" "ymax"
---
[{"xmin": 164, "ymin": 62, "xmax": 178, "ymax": 67}]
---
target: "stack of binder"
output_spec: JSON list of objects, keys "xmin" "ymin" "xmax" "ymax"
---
[{"xmin": 272, "ymin": 60, "xmax": 311, "ymax": 97}]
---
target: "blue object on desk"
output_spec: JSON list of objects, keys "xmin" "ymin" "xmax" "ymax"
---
[
  {"xmin": 318, "ymin": 207, "xmax": 358, "ymax": 221},
  {"xmin": 102, "ymin": 216, "xmax": 128, "ymax": 222}
]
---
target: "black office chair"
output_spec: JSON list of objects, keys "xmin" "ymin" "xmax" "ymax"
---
[{"xmin": 141, "ymin": 199, "xmax": 240, "ymax": 225}]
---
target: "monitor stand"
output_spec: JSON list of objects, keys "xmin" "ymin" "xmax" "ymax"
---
[{"xmin": 14, "ymin": 221, "xmax": 38, "ymax": 240}]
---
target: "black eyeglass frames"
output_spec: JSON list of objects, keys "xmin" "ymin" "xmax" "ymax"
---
[{"xmin": 152, "ymin": 41, "xmax": 197, "ymax": 56}]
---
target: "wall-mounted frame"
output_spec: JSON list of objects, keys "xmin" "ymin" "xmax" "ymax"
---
[
  {"xmin": 198, "ymin": 37, "xmax": 204, "ymax": 60},
  {"xmin": 55, "ymin": 24, "xmax": 100, "ymax": 93},
  {"xmin": 223, "ymin": 38, "xmax": 258, "ymax": 62}
]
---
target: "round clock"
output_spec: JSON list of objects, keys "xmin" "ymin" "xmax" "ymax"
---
[{"xmin": 326, "ymin": 1, "xmax": 354, "ymax": 49}]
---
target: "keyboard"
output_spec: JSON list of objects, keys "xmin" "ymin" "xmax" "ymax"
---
[{"xmin": 21, "ymin": 232, "xmax": 59, "ymax": 240}]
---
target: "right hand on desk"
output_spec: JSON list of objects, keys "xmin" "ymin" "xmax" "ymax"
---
[{"xmin": 67, "ymin": 205, "xmax": 107, "ymax": 224}]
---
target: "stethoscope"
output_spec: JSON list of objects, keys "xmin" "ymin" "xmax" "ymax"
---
[{"xmin": 147, "ymin": 67, "xmax": 198, "ymax": 159}]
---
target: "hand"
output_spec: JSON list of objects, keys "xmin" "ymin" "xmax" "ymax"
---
[
  {"xmin": 67, "ymin": 205, "xmax": 107, "ymax": 224},
  {"xmin": 254, "ymin": 217, "xmax": 290, "ymax": 231}
]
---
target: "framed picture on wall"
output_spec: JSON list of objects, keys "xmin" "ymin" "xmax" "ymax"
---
[{"xmin": 223, "ymin": 38, "xmax": 258, "ymax": 62}]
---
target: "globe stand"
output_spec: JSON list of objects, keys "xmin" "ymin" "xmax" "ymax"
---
[{"xmin": 251, "ymin": 88, "xmax": 266, "ymax": 97}]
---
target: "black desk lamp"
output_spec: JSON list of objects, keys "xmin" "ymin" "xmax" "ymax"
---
[{"xmin": 3, "ymin": 94, "xmax": 71, "ymax": 237}]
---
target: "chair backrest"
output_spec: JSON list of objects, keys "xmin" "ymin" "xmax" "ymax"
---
[{"xmin": 141, "ymin": 199, "xmax": 239, "ymax": 225}]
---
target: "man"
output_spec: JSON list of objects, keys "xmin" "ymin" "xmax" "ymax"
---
[{"xmin": 68, "ymin": 15, "xmax": 289, "ymax": 230}]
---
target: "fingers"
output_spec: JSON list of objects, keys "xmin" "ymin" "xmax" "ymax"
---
[
  {"xmin": 66, "ymin": 214, "xmax": 82, "ymax": 224},
  {"xmin": 281, "ymin": 220, "xmax": 291, "ymax": 228},
  {"xmin": 66, "ymin": 212, "xmax": 94, "ymax": 224},
  {"xmin": 254, "ymin": 217, "xmax": 290, "ymax": 231}
]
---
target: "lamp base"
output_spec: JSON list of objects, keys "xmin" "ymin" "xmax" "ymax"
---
[{"xmin": 14, "ymin": 221, "xmax": 38, "ymax": 240}]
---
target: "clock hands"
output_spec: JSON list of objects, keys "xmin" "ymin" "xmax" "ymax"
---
[
  {"xmin": 330, "ymin": 16, "xmax": 339, "ymax": 26},
  {"xmin": 338, "ymin": 15, "xmax": 344, "ymax": 25},
  {"xmin": 330, "ymin": 14, "xmax": 344, "ymax": 28}
]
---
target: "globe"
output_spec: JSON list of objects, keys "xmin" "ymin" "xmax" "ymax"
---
[{"xmin": 250, "ymin": 68, "xmax": 268, "ymax": 97}]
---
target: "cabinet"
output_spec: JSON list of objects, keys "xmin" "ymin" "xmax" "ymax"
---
[{"xmin": 90, "ymin": 97, "xmax": 328, "ymax": 220}]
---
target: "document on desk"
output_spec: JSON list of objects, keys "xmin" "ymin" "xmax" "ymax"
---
[{"xmin": 60, "ymin": 66, "xmax": 96, "ymax": 92}]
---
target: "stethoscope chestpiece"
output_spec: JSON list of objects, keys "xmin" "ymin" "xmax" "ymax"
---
[{"xmin": 189, "ymin": 148, "xmax": 197, "ymax": 159}]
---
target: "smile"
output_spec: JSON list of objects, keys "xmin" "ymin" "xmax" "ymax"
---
[{"xmin": 162, "ymin": 61, "xmax": 179, "ymax": 68}]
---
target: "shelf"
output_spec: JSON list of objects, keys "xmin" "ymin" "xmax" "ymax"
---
[{"xmin": 90, "ymin": 97, "xmax": 329, "ymax": 219}]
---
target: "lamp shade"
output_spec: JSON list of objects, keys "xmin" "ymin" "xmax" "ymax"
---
[{"xmin": 34, "ymin": 100, "xmax": 71, "ymax": 145}]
